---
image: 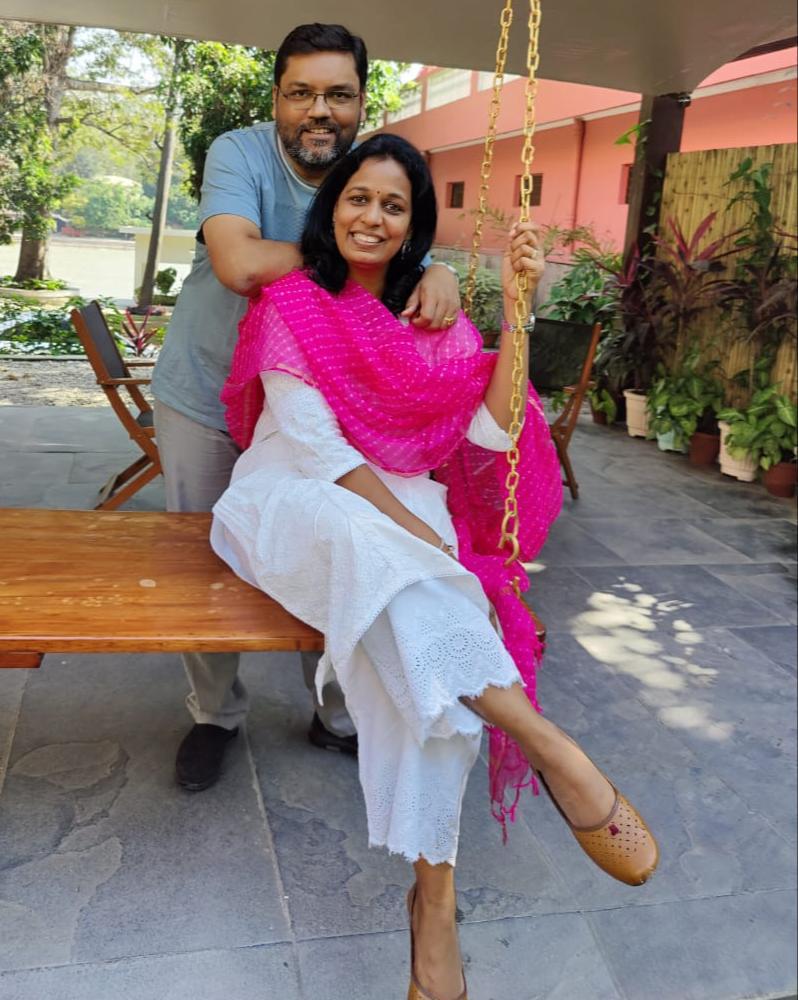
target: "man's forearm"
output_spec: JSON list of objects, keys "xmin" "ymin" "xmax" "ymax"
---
[{"xmin": 216, "ymin": 236, "xmax": 303, "ymax": 297}]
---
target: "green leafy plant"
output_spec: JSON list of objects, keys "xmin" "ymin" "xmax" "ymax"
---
[
  {"xmin": 548, "ymin": 388, "xmax": 568, "ymax": 413},
  {"xmin": 587, "ymin": 386, "xmax": 618, "ymax": 423},
  {"xmin": 0, "ymin": 295, "xmax": 86, "ymax": 354},
  {"xmin": 717, "ymin": 159, "xmax": 798, "ymax": 392},
  {"xmin": 154, "ymin": 266, "xmax": 177, "ymax": 296},
  {"xmin": 449, "ymin": 261, "xmax": 503, "ymax": 345},
  {"xmin": 718, "ymin": 375, "xmax": 797, "ymax": 471},
  {"xmin": 0, "ymin": 274, "xmax": 68, "ymax": 290},
  {"xmin": 542, "ymin": 249, "xmax": 621, "ymax": 326},
  {"xmin": 646, "ymin": 349, "xmax": 724, "ymax": 449}
]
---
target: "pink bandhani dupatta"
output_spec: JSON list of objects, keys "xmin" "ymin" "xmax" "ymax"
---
[{"xmin": 222, "ymin": 270, "xmax": 562, "ymax": 833}]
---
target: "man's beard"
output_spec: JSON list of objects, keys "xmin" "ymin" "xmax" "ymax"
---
[{"xmin": 277, "ymin": 119, "xmax": 356, "ymax": 172}]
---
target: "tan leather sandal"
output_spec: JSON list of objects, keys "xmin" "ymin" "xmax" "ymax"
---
[
  {"xmin": 538, "ymin": 772, "xmax": 659, "ymax": 886},
  {"xmin": 407, "ymin": 887, "xmax": 468, "ymax": 1000}
]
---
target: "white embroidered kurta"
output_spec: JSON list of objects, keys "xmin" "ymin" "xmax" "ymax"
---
[{"xmin": 211, "ymin": 372, "xmax": 522, "ymax": 864}]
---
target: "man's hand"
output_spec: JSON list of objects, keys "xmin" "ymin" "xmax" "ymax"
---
[{"xmin": 401, "ymin": 262, "xmax": 461, "ymax": 330}]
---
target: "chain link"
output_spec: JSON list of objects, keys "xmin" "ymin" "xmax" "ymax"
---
[
  {"xmin": 465, "ymin": 1, "xmax": 542, "ymax": 572},
  {"xmin": 500, "ymin": 0, "xmax": 542, "ymax": 570},
  {"xmin": 462, "ymin": 0, "xmax": 514, "ymax": 319}
]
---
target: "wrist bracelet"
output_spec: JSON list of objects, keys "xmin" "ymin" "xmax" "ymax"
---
[
  {"xmin": 430, "ymin": 261, "xmax": 460, "ymax": 278},
  {"xmin": 502, "ymin": 314, "xmax": 536, "ymax": 334}
]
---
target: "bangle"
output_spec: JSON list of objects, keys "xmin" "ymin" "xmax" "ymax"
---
[
  {"xmin": 502, "ymin": 314, "xmax": 535, "ymax": 335},
  {"xmin": 429, "ymin": 261, "xmax": 459, "ymax": 278}
]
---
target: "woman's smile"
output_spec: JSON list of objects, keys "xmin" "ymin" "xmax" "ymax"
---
[{"xmin": 333, "ymin": 157, "xmax": 413, "ymax": 274}]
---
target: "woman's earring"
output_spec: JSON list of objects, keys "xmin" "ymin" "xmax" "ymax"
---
[{"xmin": 400, "ymin": 239, "xmax": 411, "ymax": 257}]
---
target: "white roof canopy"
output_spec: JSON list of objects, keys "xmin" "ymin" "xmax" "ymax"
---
[{"xmin": 1, "ymin": 0, "xmax": 795, "ymax": 94}]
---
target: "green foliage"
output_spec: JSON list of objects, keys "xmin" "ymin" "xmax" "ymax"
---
[
  {"xmin": 0, "ymin": 294, "xmax": 138, "ymax": 355},
  {"xmin": 646, "ymin": 349, "xmax": 724, "ymax": 448},
  {"xmin": 154, "ymin": 267, "xmax": 177, "ymax": 295},
  {"xmin": 542, "ymin": 249, "xmax": 621, "ymax": 325},
  {"xmin": 718, "ymin": 385, "xmax": 797, "ymax": 470},
  {"xmin": 0, "ymin": 275, "xmax": 68, "ymax": 290},
  {"xmin": 716, "ymin": 159, "xmax": 798, "ymax": 390},
  {"xmin": 587, "ymin": 387, "xmax": 618, "ymax": 423},
  {"xmin": 449, "ymin": 262, "xmax": 503, "ymax": 341},
  {"xmin": 60, "ymin": 177, "xmax": 152, "ymax": 235},
  {"xmin": 0, "ymin": 296, "xmax": 85, "ymax": 354},
  {"xmin": 175, "ymin": 42, "xmax": 276, "ymax": 200}
]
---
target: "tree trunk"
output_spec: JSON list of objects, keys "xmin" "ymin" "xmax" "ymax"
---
[
  {"xmin": 13, "ymin": 236, "xmax": 48, "ymax": 283},
  {"xmin": 138, "ymin": 43, "xmax": 183, "ymax": 307},
  {"xmin": 137, "ymin": 122, "xmax": 177, "ymax": 306},
  {"xmin": 12, "ymin": 26, "xmax": 75, "ymax": 284}
]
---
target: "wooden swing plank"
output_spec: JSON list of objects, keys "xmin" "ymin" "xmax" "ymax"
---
[{"xmin": 0, "ymin": 508, "xmax": 323, "ymax": 666}]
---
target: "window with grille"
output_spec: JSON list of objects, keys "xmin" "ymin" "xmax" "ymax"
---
[
  {"xmin": 514, "ymin": 173, "xmax": 543, "ymax": 207},
  {"xmin": 426, "ymin": 68, "xmax": 472, "ymax": 109},
  {"xmin": 447, "ymin": 181, "xmax": 465, "ymax": 209}
]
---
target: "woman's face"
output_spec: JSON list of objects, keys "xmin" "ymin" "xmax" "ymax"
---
[{"xmin": 333, "ymin": 157, "xmax": 413, "ymax": 272}]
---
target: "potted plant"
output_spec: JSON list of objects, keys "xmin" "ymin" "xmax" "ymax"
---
[
  {"xmin": 717, "ymin": 387, "xmax": 797, "ymax": 491},
  {"xmin": 587, "ymin": 386, "xmax": 617, "ymax": 425},
  {"xmin": 646, "ymin": 350, "xmax": 723, "ymax": 458},
  {"xmin": 608, "ymin": 213, "xmax": 732, "ymax": 440},
  {"xmin": 450, "ymin": 262, "xmax": 503, "ymax": 349}
]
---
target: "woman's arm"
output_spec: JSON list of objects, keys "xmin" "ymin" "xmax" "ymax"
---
[
  {"xmin": 336, "ymin": 465, "xmax": 446, "ymax": 551},
  {"xmin": 263, "ymin": 373, "xmax": 452, "ymax": 554},
  {"xmin": 482, "ymin": 222, "xmax": 545, "ymax": 431}
]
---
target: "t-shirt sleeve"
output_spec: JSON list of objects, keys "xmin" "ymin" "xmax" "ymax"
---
[
  {"xmin": 199, "ymin": 134, "xmax": 261, "ymax": 230},
  {"xmin": 261, "ymin": 372, "xmax": 366, "ymax": 482}
]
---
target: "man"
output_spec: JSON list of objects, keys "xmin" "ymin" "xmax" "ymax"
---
[{"xmin": 151, "ymin": 23, "xmax": 460, "ymax": 791}]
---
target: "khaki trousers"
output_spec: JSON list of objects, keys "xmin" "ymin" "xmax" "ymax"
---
[{"xmin": 153, "ymin": 399, "xmax": 355, "ymax": 735}]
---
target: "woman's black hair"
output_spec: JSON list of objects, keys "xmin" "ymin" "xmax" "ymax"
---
[
  {"xmin": 301, "ymin": 133, "xmax": 438, "ymax": 314},
  {"xmin": 274, "ymin": 24, "xmax": 368, "ymax": 90}
]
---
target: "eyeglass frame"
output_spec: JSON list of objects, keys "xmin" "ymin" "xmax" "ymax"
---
[{"xmin": 276, "ymin": 87, "xmax": 363, "ymax": 111}]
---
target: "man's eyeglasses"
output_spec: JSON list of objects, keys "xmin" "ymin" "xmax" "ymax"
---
[{"xmin": 278, "ymin": 88, "xmax": 361, "ymax": 110}]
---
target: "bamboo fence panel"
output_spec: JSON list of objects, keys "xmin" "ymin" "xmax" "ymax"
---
[{"xmin": 659, "ymin": 143, "xmax": 797, "ymax": 403}]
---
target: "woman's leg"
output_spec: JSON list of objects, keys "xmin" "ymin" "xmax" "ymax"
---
[
  {"xmin": 464, "ymin": 683, "xmax": 616, "ymax": 828},
  {"xmin": 411, "ymin": 859, "xmax": 464, "ymax": 1000}
]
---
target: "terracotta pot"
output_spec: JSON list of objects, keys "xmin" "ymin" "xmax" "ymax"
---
[
  {"xmin": 623, "ymin": 389, "xmax": 649, "ymax": 439},
  {"xmin": 689, "ymin": 431, "xmax": 720, "ymax": 467},
  {"xmin": 762, "ymin": 461, "xmax": 797, "ymax": 498},
  {"xmin": 718, "ymin": 421, "xmax": 758, "ymax": 482},
  {"xmin": 591, "ymin": 407, "xmax": 608, "ymax": 425}
]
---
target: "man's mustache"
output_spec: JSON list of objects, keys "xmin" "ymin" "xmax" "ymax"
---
[{"xmin": 296, "ymin": 121, "xmax": 342, "ymax": 137}]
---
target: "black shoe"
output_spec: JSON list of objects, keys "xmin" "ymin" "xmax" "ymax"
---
[
  {"xmin": 307, "ymin": 713, "xmax": 358, "ymax": 756},
  {"xmin": 175, "ymin": 723, "xmax": 238, "ymax": 791}
]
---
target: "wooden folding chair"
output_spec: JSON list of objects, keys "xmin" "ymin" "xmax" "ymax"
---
[
  {"xmin": 530, "ymin": 318, "xmax": 602, "ymax": 500},
  {"xmin": 70, "ymin": 301, "xmax": 162, "ymax": 510}
]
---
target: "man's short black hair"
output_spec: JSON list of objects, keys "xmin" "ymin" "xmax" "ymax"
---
[{"xmin": 274, "ymin": 23, "xmax": 368, "ymax": 90}]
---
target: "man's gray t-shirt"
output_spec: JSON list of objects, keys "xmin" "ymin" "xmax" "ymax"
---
[{"xmin": 151, "ymin": 122, "xmax": 317, "ymax": 430}]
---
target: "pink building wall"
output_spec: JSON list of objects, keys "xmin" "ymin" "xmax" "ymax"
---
[{"xmin": 376, "ymin": 49, "xmax": 797, "ymax": 252}]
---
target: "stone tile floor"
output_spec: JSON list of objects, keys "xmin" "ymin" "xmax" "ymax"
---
[{"xmin": 0, "ymin": 405, "xmax": 796, "ymax": 1000}]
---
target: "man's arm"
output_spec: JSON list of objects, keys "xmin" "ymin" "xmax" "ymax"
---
[{"xmin": 202, "ymin": 215, "xmax": 302, "ymax": 298}]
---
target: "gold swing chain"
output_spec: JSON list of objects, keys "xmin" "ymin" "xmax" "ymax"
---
[{"xmin": 464, "ymin": 0, "xmax": 542, "ymax": 571}]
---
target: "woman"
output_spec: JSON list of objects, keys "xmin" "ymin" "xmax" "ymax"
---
[{"xmin": 213, "ymin": 134, "xmax": 658, "ymax": 1000}]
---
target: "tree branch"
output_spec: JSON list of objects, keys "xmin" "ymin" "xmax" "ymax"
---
[
  {"xmin": 65, "ymin": 77, "xmax": 158, "ymax": 96},
  {"xmin": 75, "ymin": 117, "xmax": 154, "ymax": 164}
]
